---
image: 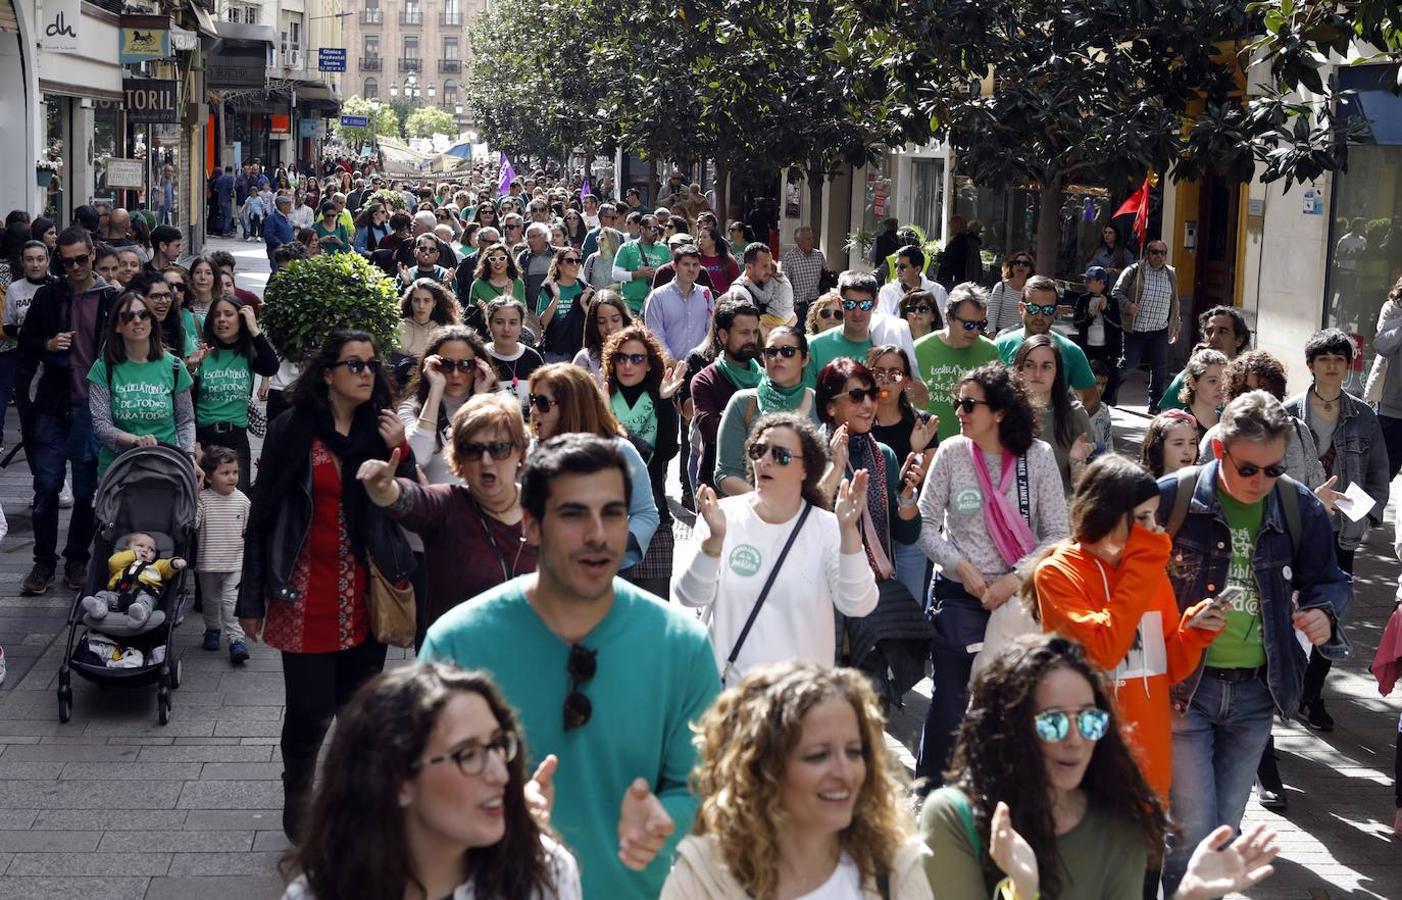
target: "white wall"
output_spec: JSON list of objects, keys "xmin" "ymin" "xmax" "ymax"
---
[{"xmin": 1, "ymin": 0, "xmax": 41, "ymax": 216}]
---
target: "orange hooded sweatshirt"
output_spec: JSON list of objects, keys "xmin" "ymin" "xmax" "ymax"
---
[{"xmin": 1034, "ymin": 525, "xmax": 1216, "ymax": 800}]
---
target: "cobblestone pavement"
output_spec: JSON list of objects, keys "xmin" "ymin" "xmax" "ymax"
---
[{"xmin": 0, "ymin": 237, "xmax": 1392, "ymax": 897}]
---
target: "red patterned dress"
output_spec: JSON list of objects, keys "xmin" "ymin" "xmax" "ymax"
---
[{"xmin": 263, "ymin": 439, "xmax": 370, "ymax": 653}]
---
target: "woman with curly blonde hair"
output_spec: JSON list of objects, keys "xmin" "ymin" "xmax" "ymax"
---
[{"xmin": 661, "ymin": 662, "xmax": 931, "ymax": 900}]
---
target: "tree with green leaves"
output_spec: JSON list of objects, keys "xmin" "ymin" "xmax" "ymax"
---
[
  {"xmin": 333, "ymin": 96, "xmax": 401, "ymax": 145},
  {"xmin": 405, "ymin": 105, "xmax": 457, "ymax": 139}
]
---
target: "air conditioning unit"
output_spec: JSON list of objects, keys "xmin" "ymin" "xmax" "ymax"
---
[{"xmin": 285, "ymin": 48, "xmax": 304, "ymax": 68}]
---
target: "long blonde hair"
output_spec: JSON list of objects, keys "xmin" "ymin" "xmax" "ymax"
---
[{"xmin": 689, "ymin": 662, "xmax": 914, "ymax": 900}]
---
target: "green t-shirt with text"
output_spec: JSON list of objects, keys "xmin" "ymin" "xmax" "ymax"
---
[
  {"xmin": 1207, "ymin": 486, "xmax": 1268, "ymax": 669},
  {"xmin": 613, "ymin": 239, "xmax": 670, "ymax": 312},
  {"xmin": 913, "ymin": 332, "xmax": 1002, "ymax": 442},
  {"xmin": 994, "ymin": 328, "xmax": 1096, "ymax": 390},
  {"xmin": 804, "ymin": 329, "xmax": 873, "ymax": 389},
  {"xmin": 195, "ymin": 348, "xmax": 255, "ymax": 428},
  {"xmin": 87, "ymin": 353, "xmax": 194, "ymax": 475}
]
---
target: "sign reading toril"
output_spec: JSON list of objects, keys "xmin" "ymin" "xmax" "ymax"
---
[{"xmin": 123, "ymin": 79, "xmax": 179, "ymax": 124}]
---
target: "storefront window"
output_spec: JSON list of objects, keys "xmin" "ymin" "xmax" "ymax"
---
[
  {"xmin": 861, "ymin": 155, "xmax": 895, "ymax": 235},
  {"xmin": 43, "ymin": 97, "xmax": 65, "ymax": 221},
  {"xmin": 909, "ymin": 158, "xmax": 945, "ymax": 245},
  {"xmin": 94, "ymin": 100, "xmax": 122, "ymax": 202}
]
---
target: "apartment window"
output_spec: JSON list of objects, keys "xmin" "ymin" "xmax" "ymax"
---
[
  {"xmin": 404, "ymin": 36, "xmax": 418, "ymax": 58},
  {"xmin": 442, "ymin": 80, "xmax": 459, "ymax": 105},
  {"xmin": 443, "ymin": 36, "xmax": 459, "ymax": 60},
  {"xmin": 441, "ymin": 0, "xmax": 461, "ymax": 26},
  {"xmin": 365, "ymin": 78, "xmax": 379, "ymax": 100},
  {"xmin": 364, "ymin": 35, "xmax": 379, "ymax": 56},
  {"xmin": 401, "ymin": 1, "xmax": 422, "ymax": 25},
  {"xmin": 362, "ymin": 0, "xmax": 382, "ymax": 24},
  {"xmin": 225, "ymin": 2, "xmax": 259, "ymax": 24}
]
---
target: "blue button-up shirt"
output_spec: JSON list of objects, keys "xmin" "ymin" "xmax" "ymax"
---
[{"xmin": 643, "ymin": 279, "xmax": 714, "ymax": 361}]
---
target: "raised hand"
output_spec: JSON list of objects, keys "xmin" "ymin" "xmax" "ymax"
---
[
  {"xmin": 834, "ymin": 469, "xmax": 870, "ymax": 529},
  {"xmin": 910, "ymin": 413, "xmax": 939, "ymax": 453},
  {"xmin": 695, "ymin": 485, "xmax": 727, "ymax": 555},
  {"xmin": 525, "ymin": 754, "xmax": 557, "ymax": 831},
  {"xmin": 617, "ymin": 778, "xmax": 674, "ymax": 872},
  {"xmin": 378, "ymin": 408, "xmax": 406, "ymax": 450},
  {"xmin": 238, "ymin": 303, "xmax": 260, "ymax": 336},
  {"xmin": 659, "ymin": 360, "xmax": 688, "ymax": 400},
  {"xmin": 989, "ymin": 801, "xmax": 1038, "ymax": 899},
  {"xmin": 827, "ymin": 423, "xmax": 849, "ymax": 473},
  {"xmin": 1313, "ymin": 475, "xmax": 1344, "ymax": 513},
  {"xmin": 1173, "ymin": 823, "xmax": 1279, "ymax": 900},
  {"xmin": 422, "ymin": 355, "xmax": 447, "ymax": 390},
  {"xmin": 1069, "ymin": 432, "xmax": 1094, "ymax": 464},
  {"xmin": 472, "ymin": 357, "xmax": 499, "ymax": 394},
  {"xmin": 356, "ymin": 446, "xmax": 402, "ymax": 506},
  {"xmin": 898, "ymin": 452, "xmax": 924, "ymax": 496}
]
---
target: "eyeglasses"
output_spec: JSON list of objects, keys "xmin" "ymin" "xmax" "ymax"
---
[
  {"xmin": 1148, "ymin": 248, "xmax": 1168, "ymax": 256},
  {"xmin": 1025, "ymin": 303, "xmax": 1058, "ymax": 317},
  {"xmin": 907, "ymin": 305, "xmax": 932, "ymax": 315},
  {"xmin": 953, "ymin": 397, "xmax": 992, "ymax": 414},
  {"xmin": 120, "ymin": 309, "xmax": 152, "ymax": 323},
  {"xmin": 747, "ymin": 441, "xmax": 802, "ymax": 466},
  {"xmin": 762, "ymin": 344, "xmax": 800, "ymax": 360},
  {"xmin": 529, "ymin": 393, "xmax": 557, "ymax": 413},
  {"xmin": 329, "ymin": 358, "xmax": 382, "ymax": 375},
  {"xmin": 840, "ymin": 299, "xmax": 875, "ymax": 312},
  {"xmin": 1222, "ymin": 446, "xmax": 1287, "ymax": 479},
  {"xmin": 1012, "ymin": 259, "xmax": 1033, "ymax": 267},
  {"xmin": 561, "ymin": 257, "xmax": 581, "ymax": 265},
  {"xmin": 436, "ymin": 357, "xmax": 478, "ymax": 373},
  {"xmin": 1033, "ymin": 707, "xmax": 1110, "ymax": 743},
  {"xmin": 416, "ymin": 245, "xmax": 440, "ymax": 254},
  {"xmin": 841, "ymin": 386, "xmax": 880, "ymax": 404},
  {"xmin": 614, "ymin": 352, "xmax": 647, "ymax": 366},
  {"xmin": 817, "ymin": 308, "xmax": 843, "ymax": 321},
  {"xmin": 456, "ymin": 440, "xmax": 516, "ymax": 461},
  {"xmin": 563, "ymin": 644, "xmax": 597, "ymax": 731},
  {"xmin": 168, "ymin": 282, "xmax": 188, "ymax": 293},
  {"xmin": 871, "ymin": 368, "xmax": 906, "ymax": 383},
  {"xmin": 145, "ymin": 290, "xmax": 173, "ymax": 301},
  {"xmin": 415, "ymin": 732, "xmax": 519, "ymax": 777},
  {"xmin": 60, "ymin": 254, "xmax": 90, "ymax": 268}
]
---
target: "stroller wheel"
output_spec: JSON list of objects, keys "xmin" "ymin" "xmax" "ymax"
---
[
  {"xmin": 171, "ymin": 658, "xmax": 182, "ymax": 690},
  {"xmin": 157, "ymin": 687, "xmax": 171, "ymax": 725},
  {"xmin": 57, "ymin": 686, "xmax": 72, "ymax": 724}
]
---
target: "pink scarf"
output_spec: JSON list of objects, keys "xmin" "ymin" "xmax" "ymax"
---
[{"xmin": 969, "ymin": 442, "xmax": 1037, "ymax": 568}]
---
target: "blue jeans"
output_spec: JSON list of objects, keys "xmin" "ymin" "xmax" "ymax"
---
[
  {"xmin": 1161, "ymin": 671, "xmax": 1275, "ymax": 895},
  {"xmin": 31, "ymin": 404, "xmax": 99, "ymax": 570},
  {"xmin": 0, "ymin": 350, "xmax": 18, "ymax": 439},
  {"xmin": 1118, "ymin": 327, "xmax": 1170, "ymax": 410},
  {"xmin": 893, "ymin": 540, "xmax": 930, "ymax": 613},
  {"xmin": 916, "ymin": 580, "xmax": 988, "ymax": 783},
  {"xmin": 219, "ymin": 201, "xmax": 233, "ymax": 235}
]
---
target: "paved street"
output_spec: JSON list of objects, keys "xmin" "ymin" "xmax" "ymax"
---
[{"xmin": 0, "ymin": 237, "xmax": 1393, "ymax": 897}]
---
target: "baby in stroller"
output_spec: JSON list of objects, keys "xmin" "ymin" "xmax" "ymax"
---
[{"xmin": 80, "ymin": 532, "xmax": 186, "ymax": 630}]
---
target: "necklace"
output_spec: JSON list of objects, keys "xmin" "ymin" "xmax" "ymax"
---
[{"xmin": 1311, "ymin": 383, "xmax": 1342, "ymax": 412}]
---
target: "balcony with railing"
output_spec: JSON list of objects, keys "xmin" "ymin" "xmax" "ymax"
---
[
  {"xmin": 361, "ymin": 56, "xmax": 383, "ymax": 70},
  {"xmin": 399, "ymin": 9, "xmax": 423, "ymax": 25},
  {"xmin": 399, "ymin": 57, "xmax": 422, "ymax": 72},
  {"xmin": 360, "ymin": 8, "xmax": 382, "ymax": 24},
  {"xmin": 438, "ymin": 58, "xmax": 461, "ymax": 73},
  {"xmin": 439, "ymin": 12, "xmax": 462, "ymax": 26}
]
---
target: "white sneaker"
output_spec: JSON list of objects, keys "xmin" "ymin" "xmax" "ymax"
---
[
  {"xmin": 0, "ymin": 646, "xmax": 7, "ymax": 686},
  {"xmin": 59, "ymin": 477, "xmax": 73, "ymax": 509}
]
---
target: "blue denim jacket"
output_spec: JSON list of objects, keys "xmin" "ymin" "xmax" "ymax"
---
[
  {"xmin": 1284, "ymin": 390, "xmax": 1391, "ymax": 550},
  {"xmin": 1156, "ymin": 460, "xmax": 1352, "ymax": 715}
]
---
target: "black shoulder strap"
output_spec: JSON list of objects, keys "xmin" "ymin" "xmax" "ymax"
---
[
  {"xmin": 1165, "ymin": 466, "xmax": 1200, "ymax": 538},
  {"xmin": 722, "ymin": 502, "xmax": 813, "ymax": 684}
]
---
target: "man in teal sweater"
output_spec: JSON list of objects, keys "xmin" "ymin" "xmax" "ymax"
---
[{"xmin": 419, "ymin": 434, "xmax": 719, "ymax": 900}]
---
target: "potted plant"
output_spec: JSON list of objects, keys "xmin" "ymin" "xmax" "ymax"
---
[
  {"xmin": 261, "ymin": 252, "xmax": 402, "ymax": 364},
  {"xmin": 365, "ymin": 188, "xmax": 408, "ymax": 212},
  {"xmin": 35, "ymin": 156, "xmax": 60, "ymax": 188}
]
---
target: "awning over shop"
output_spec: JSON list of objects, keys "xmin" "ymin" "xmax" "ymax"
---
[
  {"xmin": 213, "ymin": 21, "xmax": 277, "ymax": 45},
  {"xmin": 187, "ymin": 0, "xmax": 219, "ymax": 38},
  {"xmin": 296, "ymin": 82, "xmax": 342, "ymax": 114}
]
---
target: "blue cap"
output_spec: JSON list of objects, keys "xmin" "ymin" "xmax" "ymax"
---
[{"xmin": 1082, "ymin": 265, "xmax": 1108, "ymax": 282}]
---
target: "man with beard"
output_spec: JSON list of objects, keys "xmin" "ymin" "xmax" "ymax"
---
[
  {"xmin": 730, "ymin": 242, "xmax": 796, "ymax": 331},
  {"xmin": 687, "ymin": 300, "xmax": 763, "ymax": 491},
  {"xmin": 1156, "ymin": 305, "xmax": 1252, "ymax": 411}
]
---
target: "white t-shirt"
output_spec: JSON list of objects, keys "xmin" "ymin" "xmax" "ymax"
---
[
  {"xmin": 796, "ymin": 852, "xmax": 863, "ymax": 900},
  {"xmin": 673, "ymin": 495, "xmax": 878, "ymax": 685}
]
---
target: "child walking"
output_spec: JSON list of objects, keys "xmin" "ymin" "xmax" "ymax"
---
[{"xmin": 197, "ymin": 447, "xmax": 251, "ymax": 665}]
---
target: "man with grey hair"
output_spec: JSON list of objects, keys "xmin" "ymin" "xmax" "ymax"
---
[
  {"xmin": 263, "ymin": 194, "xmax": 296, "ymax": 271},
  {"xmin": 394, "ymin": 210, "xmax": 457, "ymax": 270},
  {"xmin": 1114, "ymin": 238, "xmax": 1180, "ymax": 411},
  {"xmin": 518, "ymin": 222, "xmax": 555, "ymax": 311},
  {"xmin": 1155, "ymin": 389, "xmax": 1349, "ymax": 895},
  {"xmin": 780, "ymin": 225, "xmax": 827, "ymax": 320}
]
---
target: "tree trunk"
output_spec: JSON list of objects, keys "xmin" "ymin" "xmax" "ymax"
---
[
  {"xmin": 806, "ymin": 169, "xmax": 825, "ymax": 252},
  {"xmin": 1035, "ymin": 174, "xmax": 1063, "ymax": 277}
]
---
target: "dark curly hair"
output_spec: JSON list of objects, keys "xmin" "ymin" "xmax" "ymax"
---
[
  {"xmin": 959, "ymin": 363, "xmax": 1036, "ymax": 455},
  {"xmin": 743, "ymin": 412, "xmax": 832, "ymax": 510},
  {"xmin": 815, "ymin": 357, "xmax": 875, "ymax": 428},
  {"xmin": 1303, "ymin": 327, "xmax": 1354, "ymax": 366},
  {"xmin": 1013, "ymin": 334, "xmax": 1074, "ymax": 447},
  {"xmin": 601, "ymin": 324, "xmax": 667, "ymax": 395},
  {"xmin": 942, "ymin": 634, "xmax": 1169, "ymax": 899},
  {"xmin": 403, "ymin": 326, "xmax": 491, "ymax": 449},
  {"xmin": 283, "ymin": 664, "xmax": 558, "ymax": 900},
  {"xmin": 1223, "ymin": 349, "xmax": 1287, "ymax": 401},
  {"xmin": 400, "ymin": 277, "xmax": 461, "ymax": 325}
]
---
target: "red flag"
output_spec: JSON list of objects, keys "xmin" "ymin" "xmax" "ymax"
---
[{"xmin": 1114, "ymin": 177, "xmax": 1152, "ymax": 245}]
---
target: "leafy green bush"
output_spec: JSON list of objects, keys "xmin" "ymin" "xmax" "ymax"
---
[
  {"xmin": 261, "ymin": 252, "xmax": 402, "ymax": 362},
  {"xmin": 365, "ymin": 188, "xmax": 409, "ymax": 212}
]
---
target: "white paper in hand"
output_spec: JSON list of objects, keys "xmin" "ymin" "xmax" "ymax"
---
[{"xmin": 1333, "ymin": 481, "xmax": 1376, "ymax": 524}]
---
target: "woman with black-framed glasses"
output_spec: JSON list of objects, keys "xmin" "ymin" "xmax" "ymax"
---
[
  {"xmin": 282, "ymin": 663, "xmax": 581, "ymax": 900},
  {"xmin": 675, "ymin": 413, "xmax": 877, "ymax": 684},
  {"xmin": 714, "ymin": 326, "xmax": 820, "ymax": 496}
]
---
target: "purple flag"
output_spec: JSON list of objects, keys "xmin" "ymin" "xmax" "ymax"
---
[
  {"xmin": 580, "ymin": 176, "xmax": 592, "ymax": 199},
  {"xmin": 498, "ymin": 152, "xmax": 516, "ymax": 197}
]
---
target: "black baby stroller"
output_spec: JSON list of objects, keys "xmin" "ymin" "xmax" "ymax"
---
[{"xmin": 57, "ymin": 444, "xmax": 198, "ymax": 725}]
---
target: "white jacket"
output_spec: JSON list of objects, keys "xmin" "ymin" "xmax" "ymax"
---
[{"xmin": 661, "ymin": 834, "xmax": 933, "ymax": 900}]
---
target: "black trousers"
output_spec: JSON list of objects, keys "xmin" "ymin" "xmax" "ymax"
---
[
  {"xmin": 279, "ymin": 639, "xmax": 387, "ymax": 781},
  {"xmin": 196, "ymin": 423, "xmax": 252, "ymax": 491}
]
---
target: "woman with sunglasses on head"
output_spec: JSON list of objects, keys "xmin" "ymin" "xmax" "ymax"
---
[
  {"xmin": 920, "ymin": 634, "xmax": 1279, "ymax": 900},
  {"xmin": 1013, "ymin": 334, "xmax": 1094, "ymax": 491},
  {"xmin": 193, "ymin": 294, "xmax": 279, "ymax": 490},
  {"xmin": 677, "ymin": 415, "xmax": 877, "ymax": 684},
  {"xmin": 715, "ymin": 326, "xmax": 821, "ymax": 497},
  {"xmin": 602, "ymin": 326, "xmax": 686, "ymax": 598},
  {"xmin": 662, "ymin": 662, "xmax": 931, "ymax": 900},
  {"xmin": 537, "ymin": 247, "xmax": 595, "ymax": 364},
  {"xmin": 466, "ymin": 241, "xmax": 526, "ymax": 335},
  {"xmin": 282, "ymin": 663, "xmax": 580, "ymax": 900},
  {"xmin": 525, "ymin": 363, "xmax": 659, "ymax": 572},
  {"xmin": 237, "ymin": 330, "xmax": 416, "ymax": 843},
  {"xmin": 804, "ymin": 290, "xmax": 844, "ymax": 335},
  {"xmin": 571, "ymin": 289, "xmax": 632, "ymax": 384},
  {"xmin": 87, "ymin": 291, "xmax": 197, "ymax": 476},
  {"xmin": 914, "ymin": 363, "xmax": 1068, "ymax": 785},
  {"xmin": 900, "ymin": 289, "xmax": 940, "ymax": 341},
  {"xmin": 986, "ymin": 250, "xmax": 1036, "ymax": 335}
]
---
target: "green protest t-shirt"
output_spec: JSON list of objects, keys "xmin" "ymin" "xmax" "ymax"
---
[
  {"xmin": 803, "ymin": 329, "xmax": 873, "ymax": 389},
  {"xmin": 195, "ymin": 348, "xmax": 255, "ymax": 428},
  {"xmin": 179, "ymin": 308, "xmax": 200, "ymax": 355},
  {"xmin": 614, "ymin": 240, "xmax": 670, "ymax": 311},
  {"xmin": 913, "ymin": 332, "xmax": 1002, "ymax": 442},
  {"xmin": 1206, "ymin": 486, "xmax": 1268, "ymax": 669},
  {"xmin": 87, "ymin": 352, "xmax": 194, "ymax": 474}
]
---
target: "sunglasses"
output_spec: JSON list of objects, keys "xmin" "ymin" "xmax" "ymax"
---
[
  {"xmin": 841, "ymin": 386, "xmax": 880, "ymax": 403},
  {"xmin": 907, "ymin": 305, "xmax": 932, "ymax": 314},
  {"xmin": 747, "ymin": 441, "xmax": 802, "ymax": 466},
  {"xmin": 1148, "ymin": 248, "xmax": 1168, "ymax": 256},
  {"xmin": 1223, "ymin": 447, "xmax": 1287, "ymax": 478},
  {"xmin": 145, "ymin": 290, "xmax": 173, "ymax": 301},
  {"xmin": 1033, "ymin": 707, "xmax": 1110, "ymax": 743},
  {"xmin": 487, "ymin": 255, "xmax": 508, "ymax": 263},
  {"xmin": 871, "ymin": 368, "xmax": 906, "ymax": 383},
  {"xmin": 330, "ymin": 358, "xmax": 382, "ymax": 375},
  {"xmin": 762, "ymin": 345, "xmax": 800, "ymax": 360},
  {"xmin": 1025, "ymin": 303, "xmax": 1058, "ymax": 317},
  {"xmin": 168, "ymin": 282, "xmax": 188, "ymax": 293},
  {"xmin": 120, "ymin": 309, "xmax": 152, "ymax": 323},
  {"xmin": 563, "ymin": 643, "xmax": 597, "ymax": 731},
  {"xmin": 818, "ymin": 308, "xmax": 844, "ymax": 321},
  {"xmin": 456, "ymin": 440, "xmax": 516, "ymax": 461},
  {"xmin": 953, "ymin": 397, "xmax": 991, "ymax": 414},
  {"xmin": 561, "ymin": 257, "xmax": 581, "ymax": 265},
  {"xmin": 951, "ymin": 316, "xmax": 987, "ymax": 331},
  {"xmin": 614, "ymin": 352, "xmax": 647, "ymax": 366},
  {"xmin": 415, "ymin": 731, "xmax": 519, "ymax": 777},
  {"xmin": 416, "ymin": 245, "xmax": 440, "ymax": 254},
  {"xmin": 1013, "ymin": 259, "xmax": 1033, "ymax": 267},
  {"xmin": 841, "ymin": 299, "xmax": 876, "ymax": 312},
  {"xmin": 61, "ymin": 254, "xmax": 90, "ymax": 268},
  {"xmin": 436, "ymin": 357, "xmax": 478, "ymax": 373},
  {"xmin": 529, "ymin": 393, "xmax": 557, "ymax": 413}
]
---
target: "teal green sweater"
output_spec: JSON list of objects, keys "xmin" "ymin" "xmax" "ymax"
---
[{"xmin": 420, "ymin": 576, "xmax": 720, "ymax": 900}]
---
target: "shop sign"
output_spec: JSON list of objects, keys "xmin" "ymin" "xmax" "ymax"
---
[
  {"xmin": 299, "ymin": 119, "xmax": 317, "ymax": 138},
  {"xmin": 123, "ymin": 78, "xmax": 179, "ymax": 124},
  {"xmin": 270, "ymin": 114, "xmax": 291, "ymax": 137},
  {"xmin": 317, "ymin": 48, "xmax": 346, "ymax": 72},
  {"xmin": 45, "ymin": 0, "xmax": 81, "ymax": 54},
  {"xmin": 119, "ymin": 15, "xmax": 171, "ymax": 63},
  {"xmin": 105, "ymin": 158, "xmax": 146, "ymax": 190},
  {"xmin": 208, "ymin": 46, "xmax": 269, "ymax": 88}
]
